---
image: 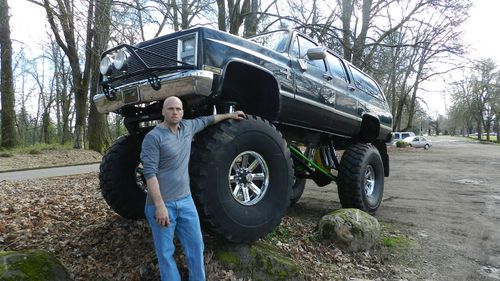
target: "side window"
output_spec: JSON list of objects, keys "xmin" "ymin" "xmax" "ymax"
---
[
  {"xmin": 349, "ymin": 66, "xmax": 384, "ymax": 100},
  {"xmin": 326, "ymin": 53, "xmax": 347, "ymax": 82},
  {"xmin": 402, "ymin": 133, "xmax": 410, "ymax": 139},
  {"xmin": 294, "ymin": 36, "xmax": 326, "ymax": 71}
]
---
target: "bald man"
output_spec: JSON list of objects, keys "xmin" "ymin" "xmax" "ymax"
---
[{"xmin": 141, "ymin": 96, "xmax": 245, "ymax": 281}]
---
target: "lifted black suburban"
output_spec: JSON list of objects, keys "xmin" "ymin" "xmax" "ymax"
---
[{"xmin": 96, "ymin": 27, "xmax": 393, "ymax": 243}]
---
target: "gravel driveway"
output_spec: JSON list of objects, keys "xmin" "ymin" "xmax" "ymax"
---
[{"xmin": 300, "ymin": 136, "xmax": 500, "ymax": 280}]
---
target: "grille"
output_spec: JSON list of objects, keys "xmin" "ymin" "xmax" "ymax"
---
[{"xmin": 110, "ymin": 39, "xmax": 179, "ymax": 88}]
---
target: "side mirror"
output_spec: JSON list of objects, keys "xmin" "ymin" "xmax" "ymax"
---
[
  {"xmin": 298, "ymin": 59, "xmax": 308, "ymax": 71},
  {"xmin": 306, "ymin": 47, "xmax": 327, "ymax": 60}
]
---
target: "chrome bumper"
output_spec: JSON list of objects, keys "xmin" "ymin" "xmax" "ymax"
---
[{"xmin": 94, "ymin": 70, "xmax": 214, "ymax": 114}]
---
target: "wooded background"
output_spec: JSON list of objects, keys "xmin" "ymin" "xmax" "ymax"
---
[{"xmin": 1, "ymin": 0, "xmax": 499, "ymax": 153}]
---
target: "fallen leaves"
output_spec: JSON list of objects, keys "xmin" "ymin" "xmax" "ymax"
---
[{"xmin": 0, "ymin": 172, "xmax": 401, "ymax": 280}]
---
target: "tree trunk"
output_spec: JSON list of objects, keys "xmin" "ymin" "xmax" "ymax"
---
[
  {"xmin": 404, "ymin": 56, "xmax": 426, "ymax": 131},
  {"xmin": 228, "ymin": 0, "xmax": 250, "ymax": 35},
  {"xmin": 243, "ymin": 0, "xmax": 258, "ymax": 37},
  {"xmin": 0, "ymin": 0, "xmax": 17, "ymax": 148},
  {"xmin": 476, "ymin": 119, "xmax": 482, "ymax": 140},
  {"xmin": 171, "ymin": 0, "xmax": 179, "ymax": 31},
  {"xmin": 351, "ymin": 0, "xmax": 372, "ymax": 67},
  {"xmin": 88, "ymin": 0, "xmax": 112, "ymax": 154},
  {"xmin": 41, "ymin": 109, "xmax": 52, "ymax": 144},
  {"xmin": 217, "ymin": 0, "xmax": 227, "ymax": 31},
  {"xmin": 340, "ymin": 0, "xmax": 353, "ymax": 60},
  {"xmin": 181, "ymin": 0, "xmax": 189, "ymax": 29},
  {"xmin": 495, "ymin": 115, "xmax": 499, "ymax": 142}
]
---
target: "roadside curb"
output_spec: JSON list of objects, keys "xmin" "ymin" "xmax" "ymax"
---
[{"xmin": 0, "ymin": 162, "xmax": 101, "ymax": 174}]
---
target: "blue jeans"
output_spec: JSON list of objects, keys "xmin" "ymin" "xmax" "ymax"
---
[{"xmin": 145, "ymin": 195, "xmax": 205, "ymax": 281}]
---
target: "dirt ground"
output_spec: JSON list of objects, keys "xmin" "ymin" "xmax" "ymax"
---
[
  {"xmin": 1, "ymin": 136, "xmax": 499, "ymax": 280},
  {"xmin": 298, "ymin": 136, "xmax": 500, "ymax": 280}
]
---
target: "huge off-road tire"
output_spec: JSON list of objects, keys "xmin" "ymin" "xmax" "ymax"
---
[
  {"xmin": 337, "ymin": 143, "xmax": 384, "ymax": 215},
  {"xmin": 99, "ymin": 135, "xmax": 146, "ymax": 219},
  {"xmin": 290, "ymin": 179, "xmax": 306, "ymax": 206},
  {"xmin": 190, "ymin": 115, "xmax": 293, "ymax": 243}
]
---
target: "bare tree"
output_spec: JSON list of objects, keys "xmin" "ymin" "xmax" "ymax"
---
[
  {"xmin": 449, "ymin": 61, "xmax": 498, "ymax": 140},
  {"xmin": 48, "ymin": 38, "xmax": 73, "ymax": 144},
  {"xmin": 28, "ymin": 53, "xmax": 56, "ymax": 144},
  {"xmin": 0, "ymin": 0, "xmax": 17, "ymax": 148},
  {"xmin": 27, "ymin": 0, "xmax": 95, "ymax": 148},
  {"xmin": 88, "ymin": 0, "xmax": 112, "ymax": 153}
]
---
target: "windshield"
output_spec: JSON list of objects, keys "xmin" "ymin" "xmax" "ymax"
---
[{"xmin": 249, "ymin": 31, "xmax": 290, "ymax": 53}]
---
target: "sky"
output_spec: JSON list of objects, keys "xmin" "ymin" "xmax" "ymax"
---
[
  {"xmin": 7, "ymin": 0, "xmax": 500, "ymax": 117},
  {"xmin": 463, "ymin": 0, "xmax": 500, "ymax": 64},
  {"xmin": 418, "ymin": 0, "xmax": 500, "ymax": 117}
]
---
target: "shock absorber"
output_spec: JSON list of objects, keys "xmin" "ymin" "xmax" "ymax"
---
[{"xmin": 318, "ymin": 142, "xmax": 339, "ymax": 170}]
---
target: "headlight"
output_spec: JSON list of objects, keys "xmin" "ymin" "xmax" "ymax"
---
[
  {"xmin": 100, "ymin": 55, "xmax": 114, "ymax": 76},
  {"xmin": 178, "ymin": 35, "xmax": 197, "ymax": 65},
  {"xmin": 182, "ymin": 38, "xmax": 195, "ymax": 52},
  {"xmin": 113, "ymin": 49, "xmax": 129, "ymax": 72}
]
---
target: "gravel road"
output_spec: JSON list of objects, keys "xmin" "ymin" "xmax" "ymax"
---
[{"xmin": 299, "ymin": 136, "xmax": 500, "ymax": 280}]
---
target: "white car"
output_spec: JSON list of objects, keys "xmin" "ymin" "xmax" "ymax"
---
[{"xmin": 403, "ymin": 136, "xmax": 432, "ymax": 149}]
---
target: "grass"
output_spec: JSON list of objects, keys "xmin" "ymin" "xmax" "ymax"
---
[
  {"xmin": 264, "ymin": 224, "xmax": 293, "ymax": 244},
  {"xmin": 380, "ymin": 222, "xmax": 414, "ymax": 249},
  {"xmin": 482, "ymin": 135, "xmax": 498, "ymax": 142},
  {"xmin": 0, "ymin": 143, "xmax": 73, "ymax": 154},
  {"xmin": 381, "ymin": 235, "xmax": 412, "ymax": 248},
  {"xmin": 466, "ymin": 135, "xmax": 500, "ymax": 145}
]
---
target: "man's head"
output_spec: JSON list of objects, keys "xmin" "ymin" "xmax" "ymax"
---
[{"xmin": 162, "ymin": 96, "xmax": 184, "ymax": 126}]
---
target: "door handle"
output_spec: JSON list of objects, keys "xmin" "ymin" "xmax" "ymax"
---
[
  {"xmin": 348, "ymin": 85, "xmax": 356, "ymax": 92},
  {"xmin": 323, "ymin": 73, "xmax": 333, "ymax": 81}
]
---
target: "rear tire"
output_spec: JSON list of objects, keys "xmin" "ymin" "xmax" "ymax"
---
[
  {"xmin": 99, "ymin": 135, "xmax": 146, "ymax": 219},
  {"xmin": 424, "ymin": 144, "xmax": 430, "ymax": 150},
  {"xmin": 190, "ymin": 115, "xmax": 293, "ymax": 243},
  {"xmin": 290, "ymin": 178, "xmax": 306, "ymax": 205},
  {"xmin": 337, "ymin": 143, "xmax": 384, "ymax": 215}
]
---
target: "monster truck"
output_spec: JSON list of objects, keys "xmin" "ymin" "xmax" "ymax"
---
[{"xmin": 95, "ymin": 27, "xmax": 393, "ymax": 243}]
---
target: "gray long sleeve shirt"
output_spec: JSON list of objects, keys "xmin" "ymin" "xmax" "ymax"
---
[{"xmin": 140, "ymin": 116, "xmax": 214, "ymax": 204}]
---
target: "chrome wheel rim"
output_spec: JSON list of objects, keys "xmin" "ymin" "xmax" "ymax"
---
[
  {"xmin": 364, "ymin": 165, "xmax": 376, "ymax": 202},
  {"xmin": 228, "ymin": 151, "xmax": 269, "ymax": 206},
  {"xmin": 136, "ymin": 163, "xmax": 147, "ymax": 193}
]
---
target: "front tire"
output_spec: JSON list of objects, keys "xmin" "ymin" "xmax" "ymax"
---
[
  {"xmin": 99, "ymin": 135, "xmax": 146, "ymax": 219},
  {"xmin": 337, "ymin": 143, "xmax": 384, "ymax": 215},
  {"xmin": 190, "ymin": 115, "xmax": 293, "ymax": 243}
]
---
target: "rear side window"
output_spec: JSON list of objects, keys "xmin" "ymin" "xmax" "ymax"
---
[
  {"xmin": 402, "ymin": 133, "xmax": 410, "ymax": 139},
  {"xmin": 349, "ymin": 66, "xmax": 384, "ymax": 100}
]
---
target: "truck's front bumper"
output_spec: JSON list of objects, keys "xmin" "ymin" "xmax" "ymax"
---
[{"xmin": 94, "ymin": 70, "xmax": 214, "ymax": 113}]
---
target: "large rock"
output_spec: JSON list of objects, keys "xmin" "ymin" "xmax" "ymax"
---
[
  {"xmin": 0, "ymin": 250, "xmax": 70, "ymax": 281},
  {"xmin": 214, "ymin": 241, "xmax": 302, "ymax": 281},
  {"xmin": 318, "ymin": 208, "xmax": 380, "ymax": 252}
]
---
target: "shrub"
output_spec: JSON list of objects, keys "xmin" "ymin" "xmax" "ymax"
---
[
  {"xmin": 396, "ymin": 141, "xmax": 409, "ymax": 148},
  {"xmin": 0, "ymin": 152, "xmax": 13, "ymax": 158},
  {"xmin": 29, "ymin": 149, "xmax": 42, "ymax": 155}
]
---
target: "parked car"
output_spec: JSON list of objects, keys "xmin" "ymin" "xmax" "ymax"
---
[
  {"xmin": 392, "ymin": 131, "xmax": 415, "ymax": 143},
  {"xmin": 403, "ymin": 136, "xmax": 432, "ymax": 149}
]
